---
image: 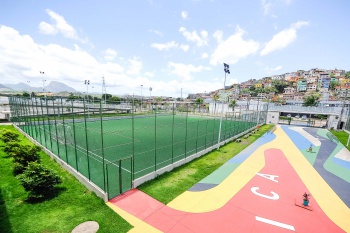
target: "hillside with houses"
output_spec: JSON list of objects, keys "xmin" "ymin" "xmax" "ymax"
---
[{"xmin": 190, "ymin": 68, "xmax": 350, "ymax": 104}]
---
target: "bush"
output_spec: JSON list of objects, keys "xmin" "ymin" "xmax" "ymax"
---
[
  {"xmin": 17, "ymin": 162, "xmax": 62, "ymax": 199},
  {"xmin": 11, "ymin": 144, "xmax": 41, "ymax": 175},
  {"xmin": 3, "ymin": 141, "xmax": 21, "ymax": 155},
  {"xmin": 0, "ymin": 129, "xmax": 19, "ymax": 143}
]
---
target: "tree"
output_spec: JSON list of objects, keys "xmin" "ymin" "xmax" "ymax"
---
[
  {"xmin": 213, "ymin": 94, "xmax": 219, "ymax": 115},
  {"xmin": 345, "ymin": 72, "xmax": 350, "ymax": 79},
  {"xmin": 109, "ymin": 96, "xmax": 121, "ymax": 102},
  {"xmin": 303, "ymin": 95, "xmax": 319, "ymax": 107},
  {"xmin": 195, "ymin": 97, "xmax": 203, "ymax": 104},
  {"xmin": 17, "ymin": 161, "xmax": 62, "ymax": 199},
  {"xmin": 10, "ymin": 144, "xmax": 41, "ymax": 175},
  {"xmin": 102, "ymin": 94, "xmax": 112, "ymax": 100},
  {"xmin": 330, "ymin": 81, "xmax": 340, "ymax": 91},
  {"xmin": 229, "ymin": 99, "xmax": 237, "ymax": 111},
  {"xmin": 273, "ymin": 81, "xmax": 288, "ymax": 94},
  {"xmin": 23, "ymin": 92, "xmax": 30, "ymax": 97}
]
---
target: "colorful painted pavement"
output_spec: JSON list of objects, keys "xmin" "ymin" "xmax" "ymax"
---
[{"xmin": 107, "ymin": 125, "xmax": 350, "ymax": 232}]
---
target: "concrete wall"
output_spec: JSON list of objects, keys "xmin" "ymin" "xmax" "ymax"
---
[{"xmin": 266, "ymin": 111, "xmax": 280, "ymax": 124}]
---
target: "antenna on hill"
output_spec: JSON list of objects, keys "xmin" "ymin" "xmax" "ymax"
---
[{"xmin": 102, "ymin": 76, "xmax": 107, "ymax": 104}]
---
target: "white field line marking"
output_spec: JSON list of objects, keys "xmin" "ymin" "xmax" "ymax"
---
[{"xmin": 255, "ymin": 216, "xmax": 295, "ymax": 231}]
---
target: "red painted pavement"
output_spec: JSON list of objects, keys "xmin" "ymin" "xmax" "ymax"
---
[{"xmin": 110, "ymin": 148, "xmax": 345, "ymax": 232}]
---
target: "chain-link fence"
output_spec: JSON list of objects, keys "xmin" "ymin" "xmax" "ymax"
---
[{"xmin": 9, "ymin": 96, "xmax": 267, "ymax": 199}]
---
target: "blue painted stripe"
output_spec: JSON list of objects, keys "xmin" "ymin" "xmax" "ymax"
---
[
  {"xmin": 333, "ymin": 157, "xmax": 350, "ymax": 170},
  {"xmin": 280, "ymin": 125, "xmax": 313, "ymax": 151},
  {"xmin": 227, "ymin": 132, "xmax": 276, "ymax": 163}
]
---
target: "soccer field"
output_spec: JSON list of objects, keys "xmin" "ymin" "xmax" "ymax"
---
[
  {"xmin": 24, "ymin": 114, "xmax": 257, "ymax": 196},
  {"xmin": 10, "ymin": 96, "xmax": 266, "ymax": 198}
]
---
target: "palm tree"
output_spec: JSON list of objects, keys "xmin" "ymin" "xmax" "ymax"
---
[
  {"xmin": 229, "ymin": 99, "xmax": 237, "ymax": 112},
  {"xmin": 213, "ymin": 95, "xmax": 219, "ymax": 115}
]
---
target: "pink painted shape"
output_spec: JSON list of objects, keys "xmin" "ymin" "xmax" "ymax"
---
[{"xmin": 109, "ymin": 149, "xmax": 345, "ymax": 232}]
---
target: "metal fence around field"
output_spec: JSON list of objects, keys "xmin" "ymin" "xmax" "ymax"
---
[{"xmin": 9, "ymin": 96, "xmax": 267, "ymax": 199}]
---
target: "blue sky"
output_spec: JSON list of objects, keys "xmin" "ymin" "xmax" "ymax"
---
[{"xmin": 0, "ymin": 0, "xmax": 349, "ymax": 97}]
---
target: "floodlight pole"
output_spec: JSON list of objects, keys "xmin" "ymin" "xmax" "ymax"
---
[
  {"xmin": 141, "ymin": 84, "xmax": 143, "ymax": 112},
  {"xmin": 92, "ymin": 86, "xmax": 94, "ymax": 108},
  {"xmin": 85, "ymin": 80, "xmax": 90, "ymax": 117},
  {"xmin": 217, "ymin": 63, "xmax": 230, "ymax": 150},
  {"xmin": 149, "ymin": 87, "xmax": 152, "ymax": 110},
  {"xmin": 40, "ymin": 71, "xmax": 46, "ymax": 100}
]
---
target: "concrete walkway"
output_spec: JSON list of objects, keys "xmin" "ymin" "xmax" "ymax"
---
[{"xmin": 107, "ymin": 125, "xmax": 350, "ymax": 232}]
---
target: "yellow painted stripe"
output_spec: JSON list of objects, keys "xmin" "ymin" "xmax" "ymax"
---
[
  {"xmin": 106, "ymin": 202, "xmax": 162, "ymax": 233},
  {"xmin": 168, "ymin": 131, "xmax": 277, "ymax": 212}
]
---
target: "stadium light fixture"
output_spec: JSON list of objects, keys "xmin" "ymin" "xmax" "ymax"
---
[
  {"xmin": 217, "ymin": 63, "xmax": 230, "ymax": 149},
  {"xmin": 40, "ymin": 71, "xmax": 46, "ymax": 100}
]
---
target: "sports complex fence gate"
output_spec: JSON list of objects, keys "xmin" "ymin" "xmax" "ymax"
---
[{"xmin": 8, "ymin": 96, "xmax": 267, "ymax": 200}]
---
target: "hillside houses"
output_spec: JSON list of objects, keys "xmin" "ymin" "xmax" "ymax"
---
[{"xmin": 187, "ymin": 68, "xmax": 349, "ymax": 103}]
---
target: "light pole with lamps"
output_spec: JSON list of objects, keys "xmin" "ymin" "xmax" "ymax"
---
[
  {"xmin": 40, "ymin": 71, "xmax": 46, "ymax": 100},
  {"xmin": 85, "ymin": 80, "xmax": 90, "ymax": 117},
  {"xmin": 149, "ymin": 87, "xmax": 152, "ymax": 110},
  {"xmin": 217, "ymin": 63, "xmax": 230, "ymax": 149},
  {"xmin": 141, "ymin": 84, "xmax": 143, "ymax": 111},
  {"xmin": 92, "ymin": 86, "xmax": 95, "ymax": 108}
]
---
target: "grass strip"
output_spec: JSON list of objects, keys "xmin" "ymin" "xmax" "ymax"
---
[
  {"xmin": 330, "ymin": 129, "xmax": 350, "ymax": 150},
  {"xmin": 0, "ymin": 125, "xmax": 132, "ymax": 233},
  {"xmin": 138, "ymin": 124, "xmax": 274, "ymax": 204}
]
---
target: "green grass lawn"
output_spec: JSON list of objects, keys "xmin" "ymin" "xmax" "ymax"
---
[
  {"xmin": 0, "ymin": 125, "xmax": 132, "ymax": 233},
  {"xmin": 138, "ymin": 124, "xmax": 274, "ymax": 204},
  {"xmin": 330, "ymin": 129, "xmax": 350, "ymax": 150}
]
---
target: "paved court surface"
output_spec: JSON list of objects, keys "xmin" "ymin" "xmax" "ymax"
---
[{"xmin": 107, "ymin": 125, "xmax": 350, "ymax": 232}]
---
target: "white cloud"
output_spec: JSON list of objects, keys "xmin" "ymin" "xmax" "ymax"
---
[
  {"xmin": 127, "ymin": 57, "xmax": 142, "ymax": 75},
  {"xmin": 265, "ymin": 65, "xmax": 282, "ymax": 72},
  {"xmin": 0, "ymin": 25, "xmax": 123, "ymax": 87},
  {"xmin": 213, "ymin": 30, "xmax": 223, "ymax": 44},
  {"xmin": 261, "ymin": 0, "xmax": 294, "ymax": 16},
  {"xmin": 179, "ymin": 27, "xmax": 208, "ymax": 47},
  {"xmin": 168, "ymin": 62, "xmax": 211, "ymax": 81},
  {"xmin": 181, "ymin": 11, "xmax": 188, "ymax": 19},
  {"xmin": 103, "ymin": 49, "xmax": 117, "ymax": 61},
  {"xmin": 151, "ymin": 41, "xmax": 189, "ymax": 52},
  {"xmin": 260, "ymin": 21, "xmax": 309, "ymax": 56},
  {"xmin": 149, "ymin": 29, "xmax": 164, "ymax": 37},
  {"xmin": 201, "ymin": 53, "xmax": 208, "ymax": 59},
  {"xmin": 144, "ymin": 72, "xmax": 154, "ymax": 77},
  {"xmin": 180, "ymin": 44, "xmax": 190, "ymax": 52},
  {"xmin": 39, "ymin": 9, "xmax": 90, "ymax": 44},
  {"xmin": 151, "ymin": 41, "xmax": 178, "ymax": 51},
  {"xmin": 0, "ymin": 25, "xmax": 222, "ymax": 98},
  {"xmin": 261, "ymin": 0, "xmax": 273, "ymax": 15},
  {"xmin": 210, "ymin": 26, "xmax": 260, "ymax": 66}
]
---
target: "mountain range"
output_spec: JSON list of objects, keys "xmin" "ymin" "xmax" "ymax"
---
[{"xmin": 1, "ymin": 81, "xmax": 77, "ymax": 93}]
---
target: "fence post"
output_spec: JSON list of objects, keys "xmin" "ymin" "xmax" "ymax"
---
[
  {"xmin": 52, "ymin": 100, "xmax": 60, "ymax": 157},
  {"xmin": 71, "ymin": 101, "xmax": 79, "ymax": 172},
  {"xmin": 99, "ymin": 100, "xmax": 107, "ymax": 191},
  {"xmin": 171, "ymin": 103, "xmax": 175, "ymax": 164},
  {"xmin": 154, "ymin": 106, "xmax": 157, "ymax": 172},
  {"xmin": 184, "ymin": 103, "xmax": 189, "ymax": 158},
  {"xmin": 61, "ymin": 97, "xmax": 69, "ymax": 163},
  {"xmin": 83, "ymin": 99, "xmax": 91, "ymax": 180},
  {"xmin": 119, "ymin": 159, "xmax": 122, "ymax": 194}
]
